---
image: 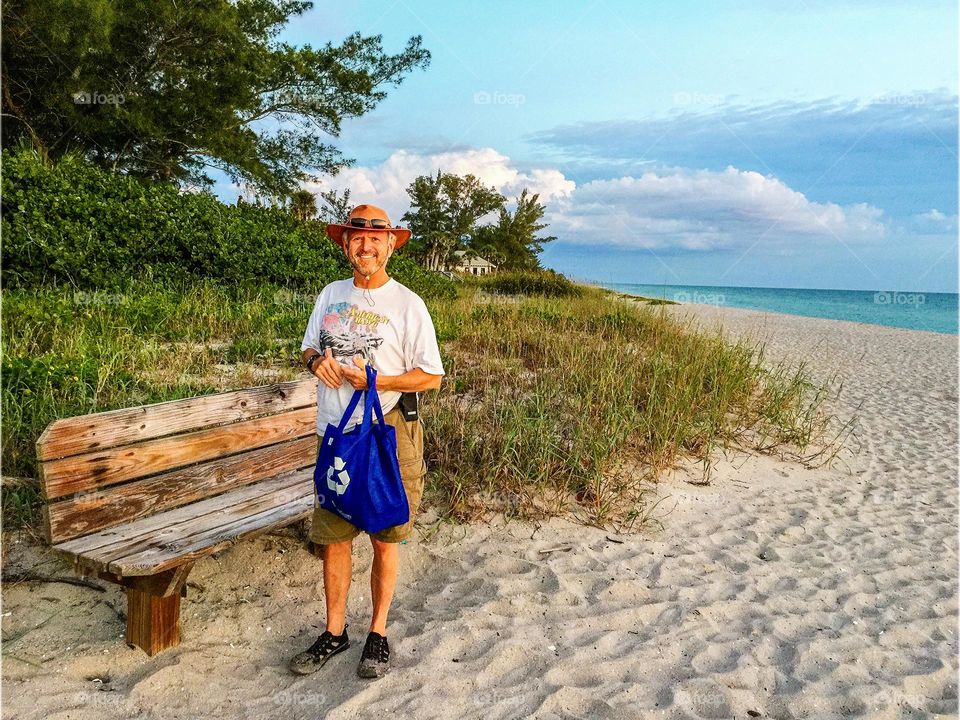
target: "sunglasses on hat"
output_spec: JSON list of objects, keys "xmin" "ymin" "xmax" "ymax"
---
[{"xmin": 348, "ymin": 217, "xmax": 389, "ymax": 229}]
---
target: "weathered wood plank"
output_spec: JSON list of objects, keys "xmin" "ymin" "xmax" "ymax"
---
[
  {"xmin": 40, "ymin": 406, "xmax": 316, "ymax": 500},
  {"xmin": 53, "ymin": 470, "xmax": 312, "ymax": 567},
  {"xmin": 93, "ymin": 481, "xmax": 310, "ymax": 571},
  {"xmin": 36, "ymin": 377, "xmax": 316, "ymax": 461},
  {"xmin": 44, "ymin": 435, "xmax": 317, "ymax": 543},
  {"xmin": 111, "ymin": 497, "xmax": 313, "ymax": 576},
  {"xmin": 98, "ymin": 481, "xmax": 313, "ymax": 572}
]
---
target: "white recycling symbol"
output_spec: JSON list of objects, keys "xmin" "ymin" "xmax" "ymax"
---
[{"xmin": 326, "ymin": 456, "xmax": 351, "ymax": 495}]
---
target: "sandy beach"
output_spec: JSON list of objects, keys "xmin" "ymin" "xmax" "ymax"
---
[{"xmin": 3, "ymin": 303, "xmax": 957, "ymax": 720}]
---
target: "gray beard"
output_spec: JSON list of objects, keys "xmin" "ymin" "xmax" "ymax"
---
[{"xmin": 349, "ymin": 253, "xmax": 389, "ymax": 278}]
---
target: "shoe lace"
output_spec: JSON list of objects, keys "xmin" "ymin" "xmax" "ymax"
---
[
  {"xmin": 364, "ymin": 634, "xmax": 389, "ymax": 662},
  {"xmin": 309, "ymin": 628, "xmax": 347, "ymax": 656}
]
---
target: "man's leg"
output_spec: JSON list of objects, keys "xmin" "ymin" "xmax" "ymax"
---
[
  {"xmin": 289, "ymin": 536, "xmax": 355, "ymax": 675},
  {"xmin": 322, "ymin": 539, "xmax": 354, "ymax": 634},
  {"xmin": 369, "ymin": 537, "xmax": 399, "ymax": 635}
]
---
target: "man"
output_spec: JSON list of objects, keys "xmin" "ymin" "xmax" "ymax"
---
[{"xmin": 290, "ymin": 203, "xmax": 444, "ymax": 680}]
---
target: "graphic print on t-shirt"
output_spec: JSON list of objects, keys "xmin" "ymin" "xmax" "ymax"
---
[{"xmin": 318, "ymin": 301, "xmax": 390, "ymax": 363}]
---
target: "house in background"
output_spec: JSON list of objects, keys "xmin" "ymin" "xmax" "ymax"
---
[{"xmin": 451, "ymin": 250, "xmax": 497, "ymax": 276}]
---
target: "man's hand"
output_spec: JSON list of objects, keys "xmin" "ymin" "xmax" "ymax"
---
[
  {"xmin": 341, "ymin": 355, "xmax": 369, "ymax": 390},
  {"xmin": 313, "ymin": 348, "xmax": 345, "ymax": 389}
]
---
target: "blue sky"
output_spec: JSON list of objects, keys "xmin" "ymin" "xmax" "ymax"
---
[{"xmin": 215, "ymin": 0, "xmax": 958, "ymax": 292}]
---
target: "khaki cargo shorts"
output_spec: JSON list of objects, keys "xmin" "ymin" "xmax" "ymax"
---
[{"xmin": 309, "ymin": 403, "xmax": 426, "ymax": 545}]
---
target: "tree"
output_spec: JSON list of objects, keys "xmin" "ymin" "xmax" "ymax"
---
[
  {"xmin": 2, "ymin": 0, "xmax": 430, "ymax": 197},
  {"xmin": 289, "ymin": 189, "xmax": 317, "ymax": 221},
  {"xmin": 402, "ymin": 171, "xmax": 503, "ymax": 270},
  {"xmin": 470, "ymin": 189, "xmax": 556, "ymax": 271},
  {"xmin": 317, "ymin": 187, "xmax": 352, "ymax": 223}
]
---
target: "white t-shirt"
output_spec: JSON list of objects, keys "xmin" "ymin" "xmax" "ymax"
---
[{"xmin": 300, "ymin": 277, "xmax": 445, "ymax": 432}]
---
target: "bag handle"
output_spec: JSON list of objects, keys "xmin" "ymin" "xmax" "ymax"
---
[
  {"xmin": 337, "ymin": 385, "xmax": 364, "ymax": 432},
  {"xmin": 360, "ymin": 364, "xmax": 387, "ymax": 429},
  {"xmin": 335, "ymin": 363, "xmax": 387, "ymax": 432}
]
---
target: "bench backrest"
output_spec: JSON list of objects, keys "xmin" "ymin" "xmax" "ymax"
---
[{"xmin": 37, "ymin": 378, "xmax": 318, "ymax": 544}]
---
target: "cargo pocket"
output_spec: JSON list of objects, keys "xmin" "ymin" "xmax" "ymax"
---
[
  {"xmin": 385, "ymin": 408, "xmax": 421, "ymax": 470},
  {"xmin": 396, "ymin": 418, "xmax": 423, "ymax": 470}
]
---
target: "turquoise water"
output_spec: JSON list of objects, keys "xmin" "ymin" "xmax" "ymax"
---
[{"xmin": 599, "ymin": 283, "xmax": 959, "ymax": 335}]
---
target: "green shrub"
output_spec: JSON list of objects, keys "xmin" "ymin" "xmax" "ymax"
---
[
  {"xmin": 477, "ymin": 269, "xmax": 582, "ymax": 297},
  {"xmin": 1, "ymin": 146, "xmax": 455, "ymax": 301}
]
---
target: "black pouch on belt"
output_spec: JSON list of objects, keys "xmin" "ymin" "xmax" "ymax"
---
[{"xmin": 398, "ymin": 391, "xmax": 419, "ymax": 421}]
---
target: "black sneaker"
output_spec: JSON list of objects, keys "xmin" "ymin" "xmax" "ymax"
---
[
  {"xmin": 357, "ymin": 631, "xmax": 390, "ymax": 678},
  {"xmin": 289, "ymin": 626, "xmax": 350, "ymax": 675}
]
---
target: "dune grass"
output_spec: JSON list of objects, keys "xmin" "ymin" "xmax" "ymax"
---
[
  {"xmin": 1, "ymin": 277, "xmax": 847, "ymax": 534},
  {"xmin": 424, "ymin": 285, "xmax": 847, "ymax": 530}
]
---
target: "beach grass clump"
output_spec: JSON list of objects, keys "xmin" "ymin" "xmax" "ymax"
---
[
  {"xmin": 423, "ymin": 285, "xmax": 842, "ymax": 530},
  {"xmin": 473, "ymin": 269, "xmax": 583, "ymax": 297}
]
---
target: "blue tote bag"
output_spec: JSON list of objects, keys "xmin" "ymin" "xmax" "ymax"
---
[{"xmin": 313, "ymin": 364, "xmax": 410, "ymax": 534}]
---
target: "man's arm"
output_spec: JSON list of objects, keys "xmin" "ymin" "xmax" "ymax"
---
[
  {"xmin": 339, "ymin": 359, "xmax": 441, "ymax": 392},
  {"xmin": 303, "ymin": 347, "xmax": 346, "ymax": 389},
  {"xmin": 376, "ymin": 367, "xmax": 443, "ymax": 392},
  {"xmin": 305, "ymin": 349, "xmax": 441, "ymax": 392}
]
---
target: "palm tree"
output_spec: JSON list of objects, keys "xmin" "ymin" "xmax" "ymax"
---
[{"xmin": 289, "ymin": 190, "xmax": 318, "ymax": 221}]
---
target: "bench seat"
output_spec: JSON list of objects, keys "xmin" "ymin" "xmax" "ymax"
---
[{"xmin": 52, "ymin": 469, "xmax": 314, "ymax": 577}]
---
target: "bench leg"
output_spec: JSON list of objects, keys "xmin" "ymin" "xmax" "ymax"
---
[
  {"xmin": 126, "ymin": 588, "xmax": 181, "ymax": 655},
  {"xmin": 123, "ymin": 564, "xmax": 193, "ymax": 656}
]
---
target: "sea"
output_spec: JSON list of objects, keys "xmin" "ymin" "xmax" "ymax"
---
[{"xmin": 596, "ymin": 283, "xmax": 959, "ymax": 335}]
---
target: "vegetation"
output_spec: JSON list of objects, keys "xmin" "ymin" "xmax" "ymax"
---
[
  {"xmin": 2, "ymin": 0, "xmax": 430, "ymax": 198},
  {"xmin": 1, "ymin": 146, "xmax": 455, "ymax": 299},
  {"xmin": 2, "ymin": 275, "xmax": 844, "ymax": 534},
  {"xmin": 401, "ymin": 171, "xmax": 504, "ymax": 271},
  {"xmin": 1, "ymin": 151, "xmax": 845, "ymax": 537},
  {"xmin": 426, "ymin": 285, "xmax": 845, "ymax": 530},
  {"xmin": 289, "ymin": 190, "xmax": 318, "ymax": 222},
  {"xmin": 400, "ymin": 173, "xmax": 556, "ymax": 272},
  {"xmin": 471, "ymin": 189, "xmax": 556, "ymax": 271},
  {"xmin": 473, "ymin": 269, "xmax": 583, "ymax": 298}
]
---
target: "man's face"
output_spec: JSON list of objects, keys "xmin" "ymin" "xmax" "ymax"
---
[{"xmin": 344, "ymin": 229, "xmax": 395, "ymax": 276}]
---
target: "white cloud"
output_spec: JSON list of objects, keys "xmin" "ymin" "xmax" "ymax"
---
[
  {"xmin": 910, "ymin": 208, "xmax": 958, "ymax": 233},
  {"xmin": 301, "ymin": 148, "xmax": 887, "ymax": 251},
  {"xmin": 548, "ymin": 166, "xmax": 886, "ymax": 250},
  {"xmin": 888, "ymin": 208, "xmax": 959, "ymax": 236},
  {"xmin": 304, "ymin": 148, "xmax": 574, "ymax": 222}
]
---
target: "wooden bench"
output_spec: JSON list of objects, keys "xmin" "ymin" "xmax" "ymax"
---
[{"xmin": 36, "ymin": 377, "xmax": 319, "ymax": 656}]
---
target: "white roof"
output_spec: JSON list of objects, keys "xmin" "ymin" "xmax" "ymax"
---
[{"xmin": 453, "ymin": 251, "xmax": 496, "ymax": 267}]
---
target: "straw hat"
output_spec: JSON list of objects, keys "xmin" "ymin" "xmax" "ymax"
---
[{"xmin": 325, "ymin": 204, "xmax": 411, "ymax": 250}]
